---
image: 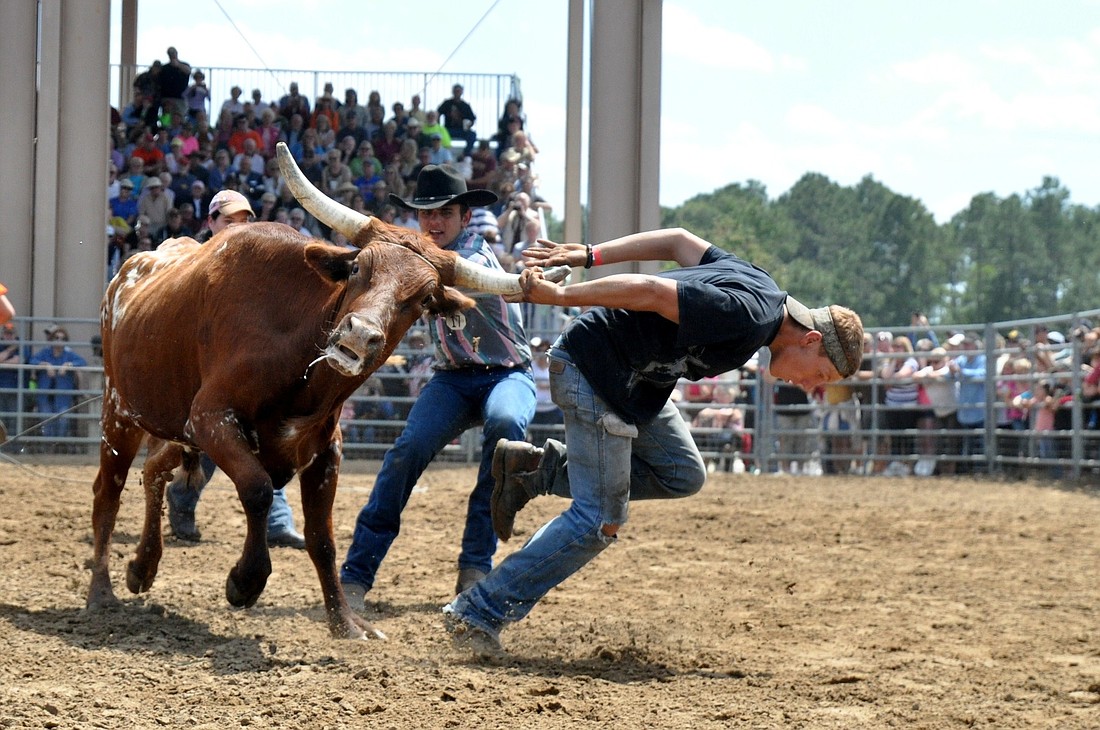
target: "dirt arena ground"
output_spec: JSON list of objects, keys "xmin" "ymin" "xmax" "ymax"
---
[{"xmin": 1, "ymin": 460, "xmax": 1098, "ymax": 729}]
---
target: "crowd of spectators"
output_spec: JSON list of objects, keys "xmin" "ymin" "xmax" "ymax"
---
[
  {"xmin": 686, "ymin": 316, "xmax": 1100, "ymax": 478},
  {"xmin": 107, "ymin": 49, "xmax": 549, "ymax": 282}
]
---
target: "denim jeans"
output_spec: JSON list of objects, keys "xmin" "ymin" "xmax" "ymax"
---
[
  {"xmin": 166, "ymin": 452, "xmax": 297, "ymax": 532},
  {"xmin": 446, "ymin": 346, "xmax": 707, "ymax": 637},
  {"xmin": 341, "ymin": 366, "xmax": 535, "ymax": 589}
]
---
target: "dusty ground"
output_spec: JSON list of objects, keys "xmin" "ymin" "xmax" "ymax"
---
[{"xmin": 0, "ymin": 460, "xmax": 1098, "ymax": 729}]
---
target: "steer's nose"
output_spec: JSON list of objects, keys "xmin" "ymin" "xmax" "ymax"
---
[{"xmin": 342, "ymin": 315, "xmax": 384, "ymax": 352}]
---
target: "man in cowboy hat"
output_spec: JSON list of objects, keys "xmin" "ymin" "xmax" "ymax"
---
[
  {"xmin": 164, "ymin": 188, "xmax": 307, "ymax": 549},
  {"xmin": 340, "ymin": 164, "xmax": 541, "ymax": 606}
]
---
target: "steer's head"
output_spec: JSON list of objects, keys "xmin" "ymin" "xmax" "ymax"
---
[
  {"xmin": 277, "ymin": 142, "xmax": 558, "ymax": 377},
  {"xmin": 302, "ymin": 234, "xmax": 473, "ymax": 377}
]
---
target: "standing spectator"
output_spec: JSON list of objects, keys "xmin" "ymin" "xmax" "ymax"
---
[
  {"xmin": 182, "ymin": 69, "xmax": 209, "ymax": 121},
  {"xmin": 132, "ymin": 62, "xmax": 162, "ymax": 124},
  {"xmin": 340, "ymin": 165, "xmax": 535, "ymax": 606},
  {"xmin": 914, "ymin": 347, "xmax": 959, "ymax": 475},
  {"xmin": 879, "ymin": 334, "xmax": 921, "ymax": 475},
  {"xmin": 29, "ymin": 325, "xmax": 87, "ymax": 442},
  {"xmin": 158, "ymin": 47, "xmax": 191, "ymax": 118},
  {"xmin": 953, "ymin": 333, "xmax": 987, "ymax": 472},
  {"xmin": 438, "ymin": 83, "xmax": 477, "ymax": 156}
]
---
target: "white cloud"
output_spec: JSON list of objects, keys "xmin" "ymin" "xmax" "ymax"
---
[{"xmin": 663, "ymin": 4, "xmax": 779, "ymax": 72}]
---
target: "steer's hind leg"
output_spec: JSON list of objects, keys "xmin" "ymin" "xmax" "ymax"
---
[
  {"xmin": 126, "ymin": 439, "xmax": 183, "ymax": 594},
  {"xmin": 88, "ymin": 418, "xmax": 147, "ymax": 609}
]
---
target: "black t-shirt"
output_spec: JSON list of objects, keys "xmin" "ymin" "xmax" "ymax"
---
[{"xmin": 559, "ymin": 245, "xmax": 785, "ymax": 424}]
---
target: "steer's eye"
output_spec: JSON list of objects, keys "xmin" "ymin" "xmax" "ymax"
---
[
  {"xmin": 350, "ymin": 262, "xmax": 360, "ymax": 276},
  {"xmin": 420, "ymin": 294, "xmax": 433, "ymax": 309}
]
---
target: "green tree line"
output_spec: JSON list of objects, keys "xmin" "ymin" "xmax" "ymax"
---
[{"xmin": 644, "ymin": 173, "xmax": 1100, "ymax": 329}]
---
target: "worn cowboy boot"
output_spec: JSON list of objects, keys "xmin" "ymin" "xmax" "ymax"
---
[{"xmin": 490, "ymin": 439, "xmax": 547, "ymax": 542}]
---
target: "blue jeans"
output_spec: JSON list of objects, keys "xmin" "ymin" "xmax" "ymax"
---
[
  {"xmin": 446, "ymin": 347, "xmax": 706, "ymax": 637},
  {"xmin": 341, "ymin": 366, "xmax": 536, "ymax": 589},
  {"xmin": 167, "ymin": 453, "xmax": 297, "ymax": 532}
]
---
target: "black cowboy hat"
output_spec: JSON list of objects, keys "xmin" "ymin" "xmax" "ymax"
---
[{"xmin": 388, "ymin": 165, "xmax": 497, "ymax": 211}]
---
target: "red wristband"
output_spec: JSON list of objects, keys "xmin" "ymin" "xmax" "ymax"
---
[{"xmin": 591, "ymin": 247, "xmax": 603, "ymax": 267}]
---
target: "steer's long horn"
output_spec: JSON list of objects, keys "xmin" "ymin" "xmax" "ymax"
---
[
  {"xmin": 453, "ymin": 259, "xmax": 572, "ymax": 294},
  {"xmin": 277, "ymin": 142, "xmax": 373, "ymax": 242}
]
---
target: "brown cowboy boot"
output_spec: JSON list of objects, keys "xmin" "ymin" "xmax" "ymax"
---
[{"xmin": 490, "ymin": 439, "xmax": 545, "ymax": 542}]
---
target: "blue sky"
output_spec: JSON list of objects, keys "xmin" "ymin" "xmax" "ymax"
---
[{"xmin": 116, "ymin": 0, "xmax": 1100, "ymax": 223}]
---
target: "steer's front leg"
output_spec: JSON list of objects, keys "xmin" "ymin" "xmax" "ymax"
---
[{"xmin": 299, "ymin": 436, "xmax": 385, "ymax": 640}]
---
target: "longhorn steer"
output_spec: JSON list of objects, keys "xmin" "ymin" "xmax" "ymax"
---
[{"xmin": 86, "ymin": 142, "xmax": 565, "ymax": 639}]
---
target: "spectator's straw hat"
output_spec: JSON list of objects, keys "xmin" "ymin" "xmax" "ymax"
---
[
  {"xmin": 145, "ymin": 177, "xmax": 162, "ymax": 188},
  {"xmin": 119, "ymin": 179, "xmax": 134, "ymax": 189}
]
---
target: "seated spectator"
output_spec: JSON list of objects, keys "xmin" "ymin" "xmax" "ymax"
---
[
  {"xmin": 137, "ymin": 177, "xmax": 170, "ymax": 233},
  {"xmin": 250, "ymin": 88, "xmax": 271, "ymax": 124},
  {"xmin": 232, "ymin": 137, "xmax": 265, "ymax": 174},
  {"xmin": 206, "ymin": 148, "xmax": 235, "ymax": 193},
  {"xmin": 390, "ymin": 100, "xmax": 410, "ymax": 134},
  {"xmin": 495, "ymin": 98, "xmax": 525, "ymax": 146},
  {"xmin": 110, "ymin": 178, "xmax": 139, "ymax": 227},
  {"xmin": 227, "ymin": 114, "xmax": 262, "ymax": 156},
  {"xmin": 158, "ymin": 206, "xmax": 191, "ymax": 243},
  {"xmin": 342, "ymin": 88, "xmax": 367, "ymax": 129},
  {"xmin": 420, "ymin": 109, "xmax": 450, "ymax": 148},
  {"xmin": 220, "ymin": 85, "xmax": 245, "ymax": 119},
  {"xmin": 278, "ymin": 81, "xmax": 311, "ymax": 123},
  {"xmin": 132, "ymin": 133, "xmax": 166, "ymax": 176},
  {"xmin": 321, "ymin": 148, "xmax": 353, "ymax": 198},
  {"xmin": 363, "ymin": 104, "xmax": 386, "ymax": 141},
  {"xmin": 282, "ymin": 113, "xmax": 306, "ymax": 152},
  {"xmin": 232, "ymin": 155, "xmax": 266, "ymax": 207},
  {"xmin": 426, "ymin": 133, "xmax": 454, "ymax": 165},
  {"xmin": 314, "ymin": 113, "xmax": 336, "ymax": 150},
  {"xmin": 256, "ymin": 109, "xmax": 282, "ymax": 159},
  {"xmin": 469, "ymin": 139, "xmax": 497, "ymax": 189},
  {"xmin": 373, "ymin": 121, "xmax": 402, "ymax": 166},
  {"xmin": 29, "ymin": 325, "xmax": 87, "ymax": 441},
  {"xmin": 404, "ymin": 116, "xmax": 427, "ymax": 149},
  {"xmin": 311, "ymin": 95, "xmax": 341, "ymax": 136}
]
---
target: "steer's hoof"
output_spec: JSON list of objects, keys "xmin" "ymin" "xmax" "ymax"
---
[{"xmin": 225, "ymin": 571, "xmax": 262, "ymax": 608}]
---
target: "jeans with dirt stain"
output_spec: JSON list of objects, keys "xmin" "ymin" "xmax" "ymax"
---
[{"xmin": 446, "ymin": 343, "xmax": 707, "ymax": 638}]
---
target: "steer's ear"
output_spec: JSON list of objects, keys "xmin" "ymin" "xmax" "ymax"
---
[
  {"xmin": 304, "ymin": 242, "xmax": 360, "ymax": 282},
  {"xmin": 427, "ymin": 286, "xmax": 476, "ymax": 317}
]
